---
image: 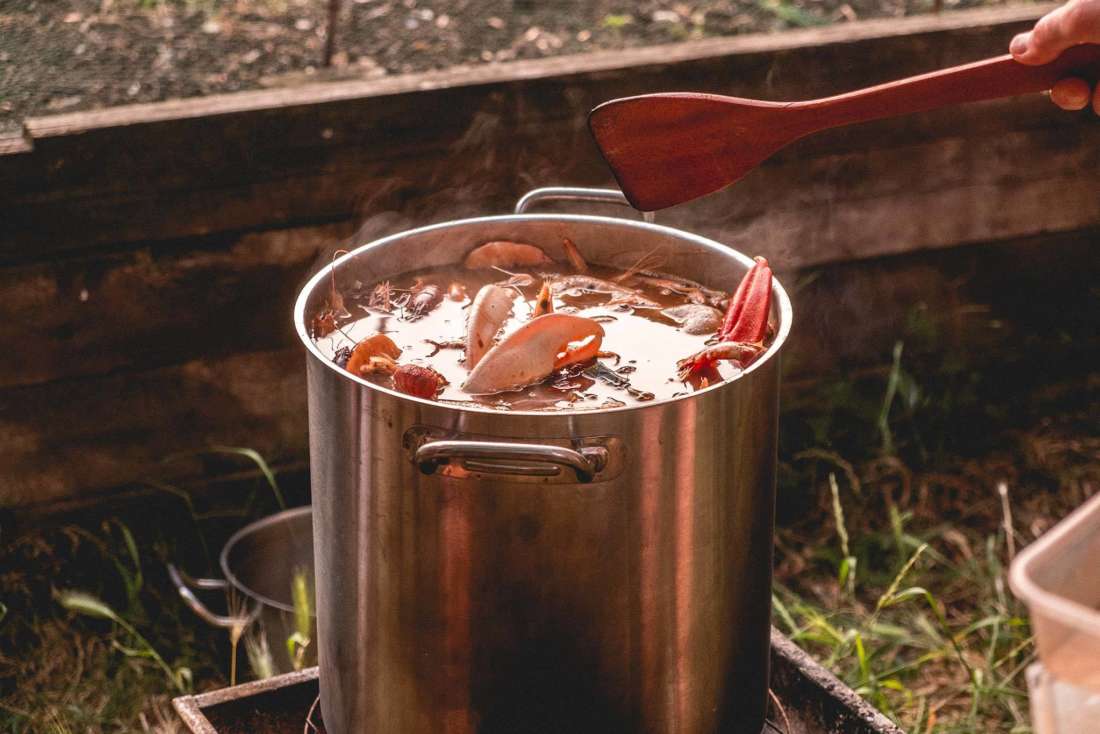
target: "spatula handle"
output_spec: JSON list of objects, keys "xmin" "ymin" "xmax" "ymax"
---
[{"xmin": 807, "ymin": 44, "xmax": 1100, "ymax": 128}]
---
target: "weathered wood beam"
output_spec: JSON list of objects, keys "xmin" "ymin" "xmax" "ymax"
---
[{"xmin": 4, "ymin": 4, "xmax": 1088, "ymax": 269}]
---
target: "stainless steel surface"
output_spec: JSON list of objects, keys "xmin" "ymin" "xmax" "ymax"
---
[
  {"xmin": 168, "ymin": 565, "xmax": 253, "ymax": 628},
  {"xmin": 294, "ymin": 187, "xmax": 793, "ymax": 734},
  {"xmin": 171, "ymin": 507, "xmax": 317, "ymax": 674},
  {"xmin": 415, "ymin": 439, "xmax": 608, "ymax": 481},
  {"xmin": 513, "ymin": 186, "xmax": 631, "ymax": 214}
]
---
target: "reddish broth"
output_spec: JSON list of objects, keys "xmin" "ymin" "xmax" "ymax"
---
[{"xmin": 314, "ymin": 262, "xmax": 751, "ymax": 411}]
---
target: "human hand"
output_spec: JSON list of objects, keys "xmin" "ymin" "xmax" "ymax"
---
[{"xmin": 1011, "ymin": 0, "xmax": 1100, "ymax": 112}]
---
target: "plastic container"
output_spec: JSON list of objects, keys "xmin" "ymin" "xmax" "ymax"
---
[
  {"xmin": 1010, "ymin": 492, "xmax": 1100, "ymax": 732},
  {"xmin": 1027, "ymin": 662, "xmax": 1100, "ymax": 734}
]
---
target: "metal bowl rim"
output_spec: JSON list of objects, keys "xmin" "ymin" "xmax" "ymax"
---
[
  {"xmin": 293, "ymin": 212, "xmax": 793, "ymax": 417},
  {"xmin": 220, "ymin": 506, "xmax": 314, "ymax": 615}
]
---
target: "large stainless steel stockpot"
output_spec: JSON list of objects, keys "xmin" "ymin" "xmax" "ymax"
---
[{"xmin": 293, "ymin": 188, "xmax": 793, "ymax": 734}]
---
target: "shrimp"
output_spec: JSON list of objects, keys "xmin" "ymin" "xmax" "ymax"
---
[
  {"xmin": 462, "ymin": 313, "xmax": 604, "ymax": 394},
  {"xmin": 532, "ymin": 280, "xmax": 554, "ymax": 318},
  {"xmin": 561, "ymin": 237, "xmax": 588, "ymax": 273},
  {"xmin": 661, "ymin": 304, "xmax": 723, "ymax": 335},
  {"xmin": 493, "ymin": 267, "xmax": 536, "ymax": 288},
  {"xmin": 346, "ymin": 333, "xmax": 402, "ymax": 377},
  {"xmin": 393, "ymin": 364, "xmax": 447, "ymax": 399},
  {"xmin": 550, "ymin": 275, "xmax": 661, "ymax": 309},
  {"xmin": 464, "ymin": 241, "xmax": 553, "ymax": 270},
  {"xmin": 633, "ymin": 274, "xmax": 728, "ymax": 309},
  {"xmin": 465, "ymin": 284, "xmax": 515, "ymax": 369}
]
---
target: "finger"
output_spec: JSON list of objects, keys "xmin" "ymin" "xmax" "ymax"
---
[
  {"xmin": 1051, "ymin": 77, "xmax": 1092, "ymax": 109},
  {"xmin": 1012, "ymin": 0, "xmax": 1100, "ymax": 65}
]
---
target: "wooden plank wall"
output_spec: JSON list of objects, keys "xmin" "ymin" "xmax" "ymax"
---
[{"xmin": 2, "ymin": 5, "xmax": 1097, "ymax": 509}]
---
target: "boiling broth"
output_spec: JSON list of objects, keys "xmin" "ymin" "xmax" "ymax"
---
[{"xmin": 313, "ymin": 259, "xmax": 755, "ymax": 411}]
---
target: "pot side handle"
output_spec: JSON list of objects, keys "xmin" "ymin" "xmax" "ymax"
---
[
  {"xmin": 167, "ymin": 564, "xmax": 258, "ymax": 629},
  {"xmin": 415, "ymin": 439, "xmax": 608, "ymax": 483},
  {"xmin": 514, "ymin": 187, "xmax": 631, "ymax": 215}
]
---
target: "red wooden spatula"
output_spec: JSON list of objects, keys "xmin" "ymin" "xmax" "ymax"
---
[{"xmin": 589, "ymin": 44, "xmax": 1100, "ymax": 211}]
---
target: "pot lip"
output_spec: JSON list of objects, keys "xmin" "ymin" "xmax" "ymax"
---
[
  {"xmin": 293, "ymin": 212, "xmax": 793, "ymax": 417},
  {"xmin": 220, "ymin": 506, "xmax": 313, "ymax": 615}
]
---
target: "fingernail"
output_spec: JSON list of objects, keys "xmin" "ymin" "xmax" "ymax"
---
[{"xmin": 1010, "ymin": 34, "xmax": 1029, "ymax": 56}]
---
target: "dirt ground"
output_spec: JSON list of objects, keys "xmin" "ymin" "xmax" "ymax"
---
[{"xmin": 0, "ymin": 0, "xmax": 1007, "ymax": 133}]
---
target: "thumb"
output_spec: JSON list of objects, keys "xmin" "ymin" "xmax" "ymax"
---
[{"xmin": 1011, "ymin": 0, "xmax": 1100, "ymax": 65}]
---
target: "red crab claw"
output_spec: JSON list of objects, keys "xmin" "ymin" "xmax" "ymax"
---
[{"xmin": 678, "ymin": 257, "xmax": 773, "ymax": 381}]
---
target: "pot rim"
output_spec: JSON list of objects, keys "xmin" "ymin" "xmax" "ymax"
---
[
  {"xmin": 220, "ymin": 506, "xmax": 313, "ymax": 615},
  {"xmin": 293, "ymin": 212, "xmax": 793, "ymax": 417}
]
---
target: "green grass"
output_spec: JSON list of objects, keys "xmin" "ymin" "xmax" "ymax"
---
[{"xmin": 769, "ymin": 299, "xmax": 1098, "ymax": 732}]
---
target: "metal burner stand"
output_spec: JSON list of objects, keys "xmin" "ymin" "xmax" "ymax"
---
[{"xmin": 173, "ymin": 629, "xmax": 901, "ymax": 734}]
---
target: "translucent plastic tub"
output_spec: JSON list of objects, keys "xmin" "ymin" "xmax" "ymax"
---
[
  {"xmin": 1027, "ymin": 662, "xmax": 1100, "ymax": 734},
  {"xmin": 1010, "ymin": 492, "xmax": 1100, "ymax": 731}
]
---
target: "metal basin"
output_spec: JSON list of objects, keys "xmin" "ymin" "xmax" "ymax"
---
[{"xmin": 170, "ymin": 507, "xmax": 317, "ymax": 676}]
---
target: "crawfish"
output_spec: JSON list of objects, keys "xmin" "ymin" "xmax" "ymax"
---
[
  {"xmin": 393, "ymin": 364, "xmax": 447, "ymax": 399},
  {"xmin": 407, "ymin": 281, "xmax": 442, "ymax": 320}
]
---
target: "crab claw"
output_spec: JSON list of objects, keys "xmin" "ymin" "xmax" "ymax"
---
[
  {"xmin": 462, "ymin": 313, "xmax": 604, "ymax": 395},
  {"xmin": 676, "ymin": 341, "xmax": 763, "ymax": 382},
  {"xmin": 718, "ymin": 256, "xmax": 772, "ymax": 344}
]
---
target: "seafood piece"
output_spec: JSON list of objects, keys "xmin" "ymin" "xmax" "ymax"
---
[
  {"xmin": 311, "ymin": 310, "xmax": 337, "ymax": 338},
  {"xmin": 611, "ymin": 246, "xmax": 666, "ymax": 284},
  {"xmin": 661, "ymin": 304, "xmax": 723, "ymax": 335},
  {"xmin": 633, "ymin": 274, "xmax": 728, "ymax": 309},
  {"xmin": 550, "ymin": 275, "xmax": 661, "ymax": 309},
  {"xmin": 562, "ymin": 237, "xmax": 588, "ymax": 273},
  {"xmin": 407, "ymin": 281, "xmax": 442, "ymax": 319},
  {"xmin": 393, "ymin": 364, "xmax": 447, "ymax": 399},
  {"xmin": 447, "ymin": 282, "xmax": 468, "ymax": 301},
  {"xmin": 719, "ymin": 257, "xmax": 772, "ymax": 343},
  {"xmin": 466, "ymin": 284, "xmax": 515, "ymax": 369},
  {"xmin": 346, "ymin": 333, "xmax": 402, "ymax": 377},
  {"xmin": 425, "ymin": 338, "xmax": 465, "ymax": 357},
  {"xmin": 464, "ymin": 241, "xmax": 553, "ymax": 270},
  {"xmin": 678, "ymin": 257, "xmax": 772, "ymax": 379},
  {"xmin": 494, "ymin": 268, "xmax": 536, "ymax": 288},
  {"xmin": 368, "ymin": 281, "xmax": 394, "ymax": 312},
  {"xmin": 463, "ymin": 313, "xmax": 604, "ymax": 394},
  {"xmin": 675, "ymin": 342, "xmax": 762, "ymax": 381},
  {"xmin": 532, "ymin": 281, "xmax": 554, "ymax": 318}
]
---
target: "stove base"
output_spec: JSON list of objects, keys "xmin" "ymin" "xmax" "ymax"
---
[{"xmin": 173, "ymin": 629, "xmax": 901, "ymax": 734}]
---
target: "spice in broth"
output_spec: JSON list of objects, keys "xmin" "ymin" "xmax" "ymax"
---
[{"xmin": 311, "ymin": 240, "xmax": 774, "ymax": 411}]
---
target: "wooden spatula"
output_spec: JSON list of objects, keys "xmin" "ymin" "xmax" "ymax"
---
[{"xmin": 589, "ymin": 44, "xmax": 1100, "ymax": 211}]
